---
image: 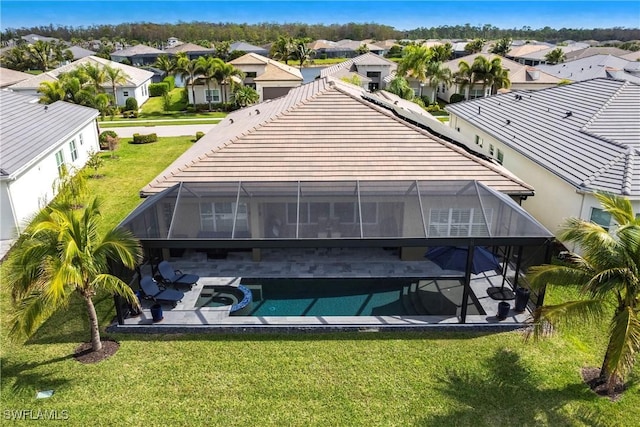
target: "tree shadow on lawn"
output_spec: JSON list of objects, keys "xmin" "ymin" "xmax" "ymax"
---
[
  {"xmin": 1, "ymin": 356, "xmax": 72, "ymax": 395},
  {"xmin": 416, "ymin": 348, "xmax": 613, "ymax": 427},
  {"xmin": 25, "ymin": 292, "xmax": 116, "ymax": 346}
]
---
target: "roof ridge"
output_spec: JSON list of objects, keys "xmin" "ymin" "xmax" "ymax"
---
[
  {"xmin": 579, "ymin": 80, "xmax": 632, "ymax": 149},
  {"xmin": 621, "ymin": 148, "xmax": 635, "ymax": 195},
  {"xmin": 580, "ymin": 150, "xmax": 628, "ymax": 188}
]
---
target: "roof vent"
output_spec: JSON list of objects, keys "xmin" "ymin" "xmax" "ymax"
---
[
  {"xmin": 478, "ymin": 106, "xmax": 481, "ymax": 114},
  {"xmin": 255, "ymin": 109, "xmax": 260, "ymax": 114},
  {"xmin": 229, "ymin": 118, "xmax": 234, "ymax": 124},
  {"xmin": 506, "ymin": 119, "xmax": 511, "ymax": 125},
  {"xmin": 44, "ymin": 105, "xmax": 48, "ymax": 112},
  {"xmin": 564, "ymin": 111, "xmax": 572, "ymax": 118}
]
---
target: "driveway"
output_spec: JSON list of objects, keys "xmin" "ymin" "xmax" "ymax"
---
[{"xmin": 99, "ymin": 124, "xmax": 217, "ymax": 138}]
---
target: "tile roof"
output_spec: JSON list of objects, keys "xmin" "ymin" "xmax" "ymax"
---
[
  {"xmin": 0, "ymin": 91, "xmax": 99, "ymax": 177},
  {"xmin": 537, "ymin": 55, "xmax": 640, "ymax": 83},
  {"xmin": 8, "ymin": 55, "xmax": 154, "ymax": 89},
  {"xmin": 163, "ymin": 42, "xmax": 215, "ymax": 54},
  {"xmin": 446, "ymin": 78, "xmax": 640, "ymax": 196},
  {"xmin": 142, "ymin": 77, "xmax": 532, "ymax": 196},
  {"xmin": 230, "ymin": 41, "xmax": 268, "ymax": 54},
  {"xmin": 111, "ymin": 44, "xmax": 163, "ymax": 56},
  {"xmin": 320, "ymin": 53, "xmax": 397, "ymax": 78},
  {"xmin": 0, "ymin": 67, "xmax": 32, "ymax": 88},
  {"xmin": 67, "ymin": 45, "xmax": 96, "ymax": 59},
  {"xmin": 564, "ymin": 46, "xmax": 633, "ymax": 61},
  {"xmin": 231, "ymin": 53, "xmax": 303, "ymax": 81},
  {"xmin": 443, "ymin": 53, "xmax": 561, "ymax": 84}
]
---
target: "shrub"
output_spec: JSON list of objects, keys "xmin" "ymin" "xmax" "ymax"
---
[
  {"xmin": 131, "ymin": 133, "xmax": 158, "ymax": 144},
  {"xmin": 449, "ymin": 93, "xmax": 465, "ymax": 104},
  {"xmin": 163, "ymin": 75, "xmax": 175, "ymax": 91},
  {"xmin": 124, "ymin": 97, "xmax": 138, "ymax": 112},
  {"xmin": 426, "ymin": 104, "xmax": 441, "ymax": 112},
  {"xmin": 195, "ymin": 131, "xmax": 204, "ymax": 141},
  {"xmin": 149, "ymin": 82, "xmax": 169, "ymax": 97},
  {"xmin": 99, "ymin": 130, "xmax": 118, "ymax": 150}
]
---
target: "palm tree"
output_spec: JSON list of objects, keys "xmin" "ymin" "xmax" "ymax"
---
[
  {"xmin": 386, "ymin": 76, "xmax": 414, "ymax": 100},
  {"xmin": 215, "ymin": 62, "xmax": 244, "ymax": 104},
  {"xmin": 0, "ymin": 45, "xmax": 31, "ymax": 71},
  {"xmin": 80, "ymin": 62, "xmax": 106, "ymax": 92},
  {"xmin": 196, "ymin": 56, "xmax": 224, "ymax": 111},
  {"xmin": 38, "ymin": 80, "xmax": 66, "ymax": 104},
  {"xmin": 490, "ymin": 37, "xmax": 512, "ymax": 57},
  {"xmin": 397, "ymin": 45, "xmax": 433, "ymax": 88},
  {"xmin": 176, "ymin": 57, "xmax": 200, "ymax": 108},
  {"xmin": 471, "ymin": 56, "xmax": 507, "ymax": 97},
  {"xmin": 154, "ymin": 54, "xmax": 176, "ymax": 76},
  {"xmin": 271, "ymin": 35, "xmax": 295, "ymax": 65},
  {"xmin": 6, "ymin": 198, "xmax": 142, "ymax": 353},
  {"xmin": 426, "ymin": 61, "xmax": 453, "ymax": 104},
  {"xmin": 544, "ymin": 47, "xmax": 566, "ymax": 65},
  {"xmin": 430, "ymin": 43, "xmax": 453, "ymax": 62},
  {"xmin": 28, "ymin": 40, "xmax": 53, "ymax": 72},
  {"xmin": 528, "ymin": 192, "xmax": 640, "ymax": 394},
  {"xmin": 464, "ymin": 39, "xmax": 485, "ymax": 54},
  {"xmin": 454, "ymin": 60, "xmax": 473, "ymax": 100},
  {"xmin": 232, "ymin": 85, "xmax": 260, "ymax": 107},
  {"xmin": 103, "ymin": 65, "xmax": 129, "ymax": 106},
  {"xmin": 292, "ymin": 42, "xmax": 315, "ymax": 68}
]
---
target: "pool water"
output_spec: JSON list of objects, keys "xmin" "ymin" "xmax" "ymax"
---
[{"xmin": 240, "ymin": 278, "xmax": 484, "ymax": 317}]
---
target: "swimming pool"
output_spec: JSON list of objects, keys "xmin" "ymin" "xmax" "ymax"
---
[{"xmin": 238, "ymin": 278, "xmax": 485, "ymax": 317}]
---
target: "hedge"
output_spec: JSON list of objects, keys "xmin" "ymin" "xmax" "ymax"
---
[
  {"xmin": 450, "ymin": 93, "xmax": 465, "ymax": 104},
  {"xmin": 149, "ymin": 82, "xmax": 169, "ymax": 97},
  {"xmin": 163, "ymin": 75, "xmax": 175, "ymax": 91},
  {"xmin": 131, "ymin": 133, "xmax": 158, "ymax": 144},
  {"xmin": 124, "ymin": 97, "xmax": 138, "ymax": 111},
  {"xmin": 99, "ymin": 130, "xmax": 118, "ymax": 150},
  {"xmin": 195, "ymin": 131, "xmax": 205, "ymax": 141}
]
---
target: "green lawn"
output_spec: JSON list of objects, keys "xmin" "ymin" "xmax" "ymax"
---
[
  {"xmin": 1, "ymin": 136, "xmax": 638, "ymax": 425},
  {"xmin": 100, "ymin": 119, "xmax": 223, "ymax": 128}
]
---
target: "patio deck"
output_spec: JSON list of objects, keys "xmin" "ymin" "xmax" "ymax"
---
[{"xmin": 112, "ymin": 248, "xmax": 532, "ymax": 332}]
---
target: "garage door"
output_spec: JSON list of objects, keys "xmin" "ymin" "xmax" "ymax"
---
[{"xmin": 263, "ymin": 87, "xmax": 292, "ymax": 100}]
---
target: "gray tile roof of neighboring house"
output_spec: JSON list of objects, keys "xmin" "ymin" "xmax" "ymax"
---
[
  {"xmin": 230, "ymin": 41, "xmax": 268, "ymax": 54},
  {"xmin": 0, "ymin": 67, "xmax": 32, "ymax": 88},
  {"xmin": 621, "ymin": 51, "xmax": 640, "ymax": 61},
  {"xmin": 67, "ymin": 45, "xmax": 96, "ymax": 59},
  {"xmin": 521, "ymin": 43, "xmax": 591, "ymax": 61},
  {"xmin": 0, "ymin": 91, "xmax": 99, "ymax": 177},
  {"xmin": 22, "ymin": 34, "xmax": 59, "ymax": 44},
  {"xmin": 320, "ymin": 53, "xmax": 397, "ymax": 78},
  {"xmin": 564, "ymin": 46, "xmax": 633, "ymax": 61},
  {"xmin": 230, "ymin": 53, "xmax": 302, "ymax": 81},
  {"xmin": 537, "ymin": 55, "xmax": 640, "ymax": 83},
  {"xmin": 111, "ymin": 44, "xmax": 163, "ymax": 57},
  {"xmin": 446, "ymin": 78, "xmax": 640, "ymax": 196},
  {"xmin": 142, "ymin": 76, "xmax": 532, "ymax": 196},
  {"xmin": 8, "ymin": 56, "xmax": 154, "ymax": 89}
]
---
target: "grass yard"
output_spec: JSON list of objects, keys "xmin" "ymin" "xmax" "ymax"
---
[
  {"xmin": 1, "ymin": 136, "xmax": 638, "ymax": 426},
  {"xmin": 99, "ymin": 119, "xmax": 223, "ymax": 128}
]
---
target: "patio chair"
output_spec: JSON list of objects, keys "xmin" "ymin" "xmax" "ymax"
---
[
  {"xmin": 157, "ymin": 260, "xmax": 199, "ymax": 289},
  {"xmin": 139, "ymin": 276, "xmax": 184, "ymax": 307}
]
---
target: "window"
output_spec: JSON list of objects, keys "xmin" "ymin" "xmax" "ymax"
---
[
  {"xmin": 489, "ymin": 144, "xmax": 494, "ymax": 156},
  {"xmin": 469, "ymin": 88, "xmax": 484, "ymax": 99},
  {"xmin": 55, "ymin": 150, "xmax": 65, "ymax": 176},
  {"xmin": 590, "ymin": 208, "xmax": 611, "ymax": 231},
  {"xmin": 366, "ymin": 71, "xmax": 381, "ymax": 78},
  {"xmin": 429, "ymin": 208, "xmax": 493, "ymax": 237},
  {"xmin": 69, "ymin": 139, "xmax": 78, "ymax": 161},
  {"xmin": 496, "ymin": 149, "xmax": 504, "ymax": 164},
  {"xmin": 123, "ymin": 91, "xmax": 129, "ymax": 96},
  {"xmin": 79, "ymin": 133, "xmax": 84, "ymax": 145},
  {"xmin": 205, "ymin": 89, "xmax": 220, "ymax": 102},
  {"xmin": 200, "ymin": 202, "xmax": 248, "ymax": 233},
  {"xmin": 245, "ymin": 72, "xmax": 257, "ymax": 78},
  {"xmin": 474, "ymin": 135, "xmax": 483, "ymax": 147},
  {"xmin": 286, "ymin": 202, "xmax": 378, "ymax": 225}
]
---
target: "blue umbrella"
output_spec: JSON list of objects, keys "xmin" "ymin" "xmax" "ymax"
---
[{"xmin": 424, "ymin": 246, "xmax": 500, "ymax": 275}]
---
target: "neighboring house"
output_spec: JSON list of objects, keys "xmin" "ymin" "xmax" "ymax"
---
[
  {"xmin": 166, "ymin": 37, "xmax": 181, "ymax": 48},
  {"xmin": 537, "ymin": 55, "xmax": 640, "ymax": 84},
  {"xmin": 334, "ymin": 39, "xmax": 386, "ymax": 56},
  {"xmin": 229, "ymin": 41, "xmax": 268, "ymax": 57},
  {"xmin": 7, "ymin": 55, "xmax": 153, "ymax": 107},
  {"xmin": 0, "ymin": 91, "xmax": 100, "ymax": 239},
  {"xmin": 308, "ymin": 40, "xmax": 353, "ymax": 58},
  {"xmin": 231, "ymin": 53, "xmax": 303, "ymax": 101},
  {"xmin": 505, "ymin": 42, "xmax": 554, "ymax": 65},
  {"xmin": 564, "ymin": 46, "xmax": 633, "ymax": 61},
  {"xmin": 110, "ymin": 44, "xmax": 164, "ymax": 66},
  {"xmin": 0, "ymin": 67, "xmax": 31, "ymax": 88},
  {"xmin": 437, "ymin": 53, "xmax": 563, "ymax": 102},
  {"xmin": 511, "ymin": 42, "xmax": 591, "ymax": 66},
  {"xmin": 320, "ymin": 53, "xmax": 397, "ymax": 91},
  {"xmin": 66, "ymin": 45, "xmax": 96, "ymax": 62},
  {"xmin": 21, "ymin": 33, "xmax": 60, "ymax": 44},
  {"xmin": 446, "ymin": 78, "xmax": 640, "ymax": 237},
  {"xmin": 163, "ymin": 42, "xmax": 215, "ymax": 60}
]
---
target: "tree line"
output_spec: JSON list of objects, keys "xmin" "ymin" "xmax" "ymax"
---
[{"xmin": 2, "ymin": 22, "xmax": 639, "ymax": 46}]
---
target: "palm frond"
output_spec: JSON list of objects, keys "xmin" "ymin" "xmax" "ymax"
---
[
  {"xmin": 560, "ymin": 218, "xmax": 618, "ymax": 259},
  {"xmin": 527, "ymin": 299, "xmax": 606, "ymax": 341},
  {"xmin": 92, "ymin": 274, "xmax": 139, "ymax": 307},
  {"xmin": 595, "ymin": 192, "xmax": 636, "ymax": 225},
  {"xmin": 9, "ymin": 290, "xmax": 65, "ymax": 341},
  {"xmin": 603, "ymin": 307, "xmax": 640, "ymax": 387},
  {"xmin": 527, "ymin": 263, "xmax": 593, "ymax": 291}
]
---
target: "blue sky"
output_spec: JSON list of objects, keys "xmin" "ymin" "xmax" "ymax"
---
[{"xmin": 1, "ymin": 1, "xmax": 639, "ymax": 31}]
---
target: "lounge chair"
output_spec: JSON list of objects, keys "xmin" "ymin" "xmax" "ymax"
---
[
  {"xmin": 139, "ymin": 276, "xmax": 184, "ymax": 307},
  {"xmin": 157, "ymin": 260, "xmax": 199, "ymax": 288}
]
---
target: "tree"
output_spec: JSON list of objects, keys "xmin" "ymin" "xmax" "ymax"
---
[
  {"xmin": 232, "ymin": 85, "xmax": 259, "ymax": 107},
  {"xmin": 28, "ymin": 40, "xmax": 54, "ymax": 71},
  {"xmin": 196, "ymin": 56, "xmax": 224, "ymax": 111},
  {"xmin": 397, "ymin": 45, "xmax": 433, "ymax": 84},
  {"xmin": 80, "ymin": 62, "xmax": 106, "ymax": 92},
  {"xmin": 430, "ymin": 43, "xmax": 453, "ymax": 62},
  {"xmin": 154, "ymin": 54, "xmax": 176, "ymax": 75},
  {"xmin": 465, "ymin": 38, "xmax": 485, "ymax": 54},
  {"xmin": 103, "ymin": 65, "xmax": 129, "ymax": 106},
  {"xmin": 386, "ymin": 76, "xmax": 414, "ymax": 100},
  {"xmin": 0, "ymin": 45, "xmax": 31, "ymax": 71},
  {"xmin": 454, "ymin": 60, "xmax": 473, "ymax": 99},
  {"xmin": 215, "ymin": 62, "xmax": 244, "ymax": 104},
  {"xmin": 470, "ymin": 55, "xmax": 509, "ymax": 97},
  {"xmin": 544, "ymin": 47, "xmax": 566, "ymax": 65},
  {"xmin": 528, "ymin": 192, "xmax": 640, "ymax": 394},
  {"xmin": 291, "ymin": 42, "xmax": 315, "ymax": 67},
  {"xmin": 490, "ymin": 37, "xmax": 512, "ymax": 57},
  {"xmin": 176, "ymin": 57, "xmax": 200, "ymax": 108},
  {"xmin": 355, "ymin": 43, "xmax": 370, "ymax": 55},
  {"xmin": 37, "ymin": 80, "xmax": 66, "ymax": 104},
  {"xmin": 426, "ymin": 61, "xmax": 453, "ymax": 104},
  {"xmin": 213, "ymin": 40, "xmax": 231, "ymax": 61},
  {"xmin": 6, "ymin": 198, "xmax": 142, "ymax": 353},
  {"xmin": 340, "ymin": 75, "xmax": 363, "ymax": 87},
  {"xmin": 271, "ymin": 35, "xmax": 295, "ymax": 64}
]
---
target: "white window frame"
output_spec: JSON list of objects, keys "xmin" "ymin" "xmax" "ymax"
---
[
  {"xmin": 200, "ymin": 202, "xmax": 248, "ymax": 232},
  {"xmin": 69, "ymin": 139, "xmax": 78, "ymax": 161},
  {"xmin": 205, "ymin": 89, "xmax": 220, "ymax": 102},
  {"xmin": 55, "ymin": 150, "xmax": 65, "ymax": 176},
  {"xmin": 429, "ymin": 208, "xmax": 493, "ymax": 237},
  {"xmin": 589, "ymin": 207, "xmax": 611, "ymax": 231}
]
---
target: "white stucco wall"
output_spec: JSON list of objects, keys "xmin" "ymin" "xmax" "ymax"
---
[
  {"xmin": 115, "ymin": 78, "xmax": 151, "ymax": 108},
  {"xmin": 1, "ymin": 121, "xmax": 100, "ymax": 239}
]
